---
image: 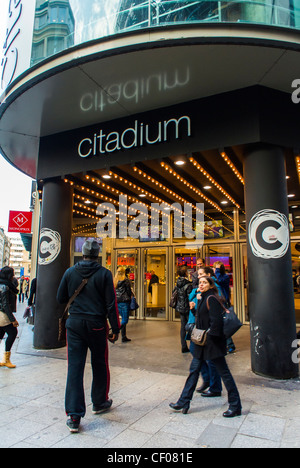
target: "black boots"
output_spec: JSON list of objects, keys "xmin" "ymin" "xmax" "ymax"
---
[
  {"xmin": 169, "ymin": 402, "xmax": 190, "ymax": 414},
  {"xmin": 121, "ymin": 324, "xmax": 131, "ymax": 343}
]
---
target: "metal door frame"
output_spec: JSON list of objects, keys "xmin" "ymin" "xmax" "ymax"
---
[{"xmin": 140, "ymin": 246, "xmax": 170, "ymax": 320}]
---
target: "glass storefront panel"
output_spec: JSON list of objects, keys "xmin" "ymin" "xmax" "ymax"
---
[
  {"xmin": 144, "ymin": 248, "xmax": 167, "ymax": 319},
  {"xmin": 172, "ymin": 211, "xmax": 235, "ymax": 244},
  {"xmin": 29, "ymin": 0, "xmax": 300, "ymax": 67},
  {"xmin": 116, "ymin": 249, "xmax": 139, "ymax": 319},
  {"xmin": 291, "ymin": 241, "xmax": 300, "ymax": 325},
  {"xmin": 239, "ymin": 211, "xmax": 247, "ymax": 240},
  {"xmin": 204, "ymin": 244, "xmax": 234, "ymax": 306},
  {"xmin": 242, "ymin": 244, "xmax": 249, "ymax": 321},
  {"xmin": 173, "ymin": 247, "xmax": 199, "ymax": 319},
  {"xmin": 290, "ymin": 206, "xmax": 300, "ymax": 237}
]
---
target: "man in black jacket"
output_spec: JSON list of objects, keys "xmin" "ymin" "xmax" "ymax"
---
[{"xmin": 57, "ymin": 240, "xmax": 120, "ymax": 433}]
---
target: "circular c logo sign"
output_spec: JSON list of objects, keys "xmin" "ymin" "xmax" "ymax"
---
[
  {"xmin": 38, "ymin": 228, "xmax": 61, "ymax": 265},
  {"xmin": 249, "ymin": 209, "xmax": 289, "ymax": 259}
]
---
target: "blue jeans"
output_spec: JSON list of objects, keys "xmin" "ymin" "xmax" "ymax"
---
[
  {"xmin": 201, "ymin": 360, "xmax": 222, "ymax": 393},
  {"xmin": 190, "ymin": 342, "xmax": 222, "ymax": 393},
  {"xmin": 118, "ymin": 302, "xmax": 130, "ymax": 325},
  {"xmin": 177, "ymin": 356, "xmax": 241, "ymax": 411}
]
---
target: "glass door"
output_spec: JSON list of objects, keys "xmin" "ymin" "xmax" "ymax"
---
[
  {"xmin": 172, "ymin": 247, "xmax": 200, "ymax": 320},
  {"xmin": 291, "ymin": 241, "xmax": 300, "ymax": 325},
  {"xmin": 116, "ymin": 249, "xmax": 139, "ymax": 319},
  {"xmin": 143, "ymin": 247, "xmax": 168, "ymax": 319},
  {"xmin": 204, "ymin": 244, "xmax": 235, "ymax": 307},
  {"xmin": 241, "ymin": 244, "xmax": 249, "ymax": 322}
]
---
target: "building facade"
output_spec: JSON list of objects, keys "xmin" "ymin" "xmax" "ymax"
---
[
  {"xmin": 0, "ymin": 228, "xmax": 11, "ymax": 268},
  {"xmin": 9, "ymin": 235, "xmax": 31, "ymax": 279},
  {"xmin": 1, "ymin": 0, "xmax": 300, "ymax": 379}
]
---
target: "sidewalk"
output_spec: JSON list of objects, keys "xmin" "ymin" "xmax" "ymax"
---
[{"xmin": 0, "ymin": 302, "xmax": 299, "ymax": 449}]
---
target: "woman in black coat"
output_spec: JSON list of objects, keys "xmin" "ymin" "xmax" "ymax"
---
[
  {"xmin": 170, "ymin": 276, "xmax": 242, "ymax": 418},
  {"xmin": 0, "ymin": 266, "xmax": 19, "ymax": 368},
  {"xmin": 174, "ymin": 266, "xmax": 192, "ymax": 353}
]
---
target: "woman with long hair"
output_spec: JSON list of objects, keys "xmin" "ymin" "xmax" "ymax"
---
[
  {"xmin": 114, "ymin": 267, "xmax": 132, "ymax": 343},
  {"xmin": 170, "ymin": 276, "xmax": 241, "ymax": 417},
  {"xmin": 0, "ymin": 266, "xmax": 19, "ymax": 368}
]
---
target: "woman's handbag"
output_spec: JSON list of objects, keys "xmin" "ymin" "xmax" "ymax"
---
[
  {"xmin": 58, "ymin": 278, "xmax": 89, "ymax": 342},
  {"xmin": 207, "ymin": 297, "xmax": 242, "ymax": 339},
  {"xmin": 0, "ymin": 311, "xmax": 11, "ymax": 327},
  {"xmin": 223, "ymin": 306, "xmax": 242, "ymax": 339},
  {"xmin": 129, "ymin": 296, "xmax": 139, "ymax": 311},
  {"xmin": 191, "ymin": 327, "xmax": 209, "ymax": 346},
  {"xmin": 169, "ymin": 287, "xmax": 178, "ymax": 308}
]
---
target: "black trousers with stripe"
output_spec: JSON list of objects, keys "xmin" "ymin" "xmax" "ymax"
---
[{"xmin": 65, "ymin": 318, "xmax": 110, "ymax": 418}]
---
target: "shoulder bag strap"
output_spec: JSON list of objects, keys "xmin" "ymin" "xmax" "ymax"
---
[
  {"xmin": 206, "ymin": 295, "xmax": 228, "ymax": 312},
  {"xmin": 61, "ymin": 278, "xmax": 89, "ymax": 319}
]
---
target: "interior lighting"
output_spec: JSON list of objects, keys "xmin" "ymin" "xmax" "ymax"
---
[
  {"xmin": 288, "ymin": 194, "xmax": 295, "ymax": 198},
  {"xmin": 219, "ymin": 151, "xmax": 245, "ymax": 185},
  {"xmin": 175, "ymin": 159, "xmax": 186, "ymax": 166},
  {"xmin": 161, "ymin": 161, "xmax": 221, "ymax": 212},
  {"xmin": 188, "ymin": 156, "xmax": 241, "ymax": 209},
  {"xmin": 295, "ymin": 155, "xmax": 300, "ymax": 185},
  {"xmin": 203, "ymin": 186, "xmax": 212, "ymax": 190}
]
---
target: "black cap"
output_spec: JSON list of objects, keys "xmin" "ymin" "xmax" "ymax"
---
[{"xmin": 82, "ymin": 240, "xmax": 100, "ymax": 257}]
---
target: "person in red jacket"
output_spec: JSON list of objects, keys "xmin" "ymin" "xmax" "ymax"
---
[{"xmin": 57, "ymin": 240, "xmax": 120, "ymax": 433}]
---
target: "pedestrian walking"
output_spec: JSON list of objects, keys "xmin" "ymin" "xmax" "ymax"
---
[
  {"xmin": 18, "ymin": 275, "xmax": 25, "ymax": 303},
  {"xmin": 188, "ymin": 268, "xmax": 222, "ymax": 397},
  {"xmin": 57, "ymin": 240, "xmax": 120, "ymax": 433},
  {"xmin": 213, "ymin": 261, "xmax": 236, "ymax": 353},
  {"xmin": 114, "ymin": 266, "xmax": 132, "ymax": 343},
  {"xmin": 0, "ymin": 266, "xmax": 19, "ymax": 369},
  {"xmin": 170, "ymin": 275, "xmax": 242, "ymax": 417},
  {"xmin": 175, "ymin": 266, "xmax": 193, "ymax": 353}
]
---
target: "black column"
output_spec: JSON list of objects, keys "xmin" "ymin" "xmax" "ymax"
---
[
  {"xmin": 33, "ymin": 179, "xmax": 73, "ymax": 349},
  {"xmin": 244, "ymin": 144, "xmax": 298, "ymax": 379}
]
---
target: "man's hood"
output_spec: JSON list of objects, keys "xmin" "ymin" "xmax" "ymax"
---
[{"xmin": 74, "ymin": 261, "xmax": 102, "ymax": 278}]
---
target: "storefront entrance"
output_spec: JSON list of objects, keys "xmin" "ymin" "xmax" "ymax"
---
[
  {"xmin": 115, "ymin": 247, "xmax": 169, "ymax": 320},
  {"xmin": 112, "ymin": 242, "xmax": 248, "ymax": 324}
]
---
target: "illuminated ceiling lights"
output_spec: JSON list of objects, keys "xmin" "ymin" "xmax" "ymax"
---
[
  {"xmin": 220, "ymin": 151, "xmax": 245, "ymax": 185},
  {"xmin": 188, "ymin": 156, "xmax": 241, "ymax": 209},
  {"xmin": 160, "ymin": 162, "xmax": 222, "ymax": 212},
  {"xmin": 174, "ymin": 158, "xmax": 186, "ymax": 166},
  {"xmin": 84, "ymin": 174, "xmax": 176, "ymax": 225},
  {"xmin": 131, "ymin": 165, "xmax": 233, "ymax": 230},
  {"xmin": 295, "ymin": 155, "xmax": 300, "ymax": 185}
]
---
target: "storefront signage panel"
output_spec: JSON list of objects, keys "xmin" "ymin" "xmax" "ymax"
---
[
  {"xmin": 8, "ymin": 210, "xmax": 32, "ymax": 233},
  {"xmin": 78, "ymin": 115, "xmax": 192, "ymax": 158},
  {"xmin": 38, "ymin": 90, "xmax": 262, "ymax": 180}
]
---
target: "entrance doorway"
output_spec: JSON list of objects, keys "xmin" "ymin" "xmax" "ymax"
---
[
  {"xmin": 204, "ymin": 244, "xmax": 234, "ymax": 306},
  {"xmin": 110, "ymin": 241, "xmax": 246, "ymax": 324},
  {"xmin": 116, "ymin": 249, "xmax": 139, "ymax": 319},
  {"xmin": 143, "ymin": 248, "xmax": 168, "ymax": 319},
  {"xmin": 291, "ymin": 241, "xmax": 300, "ymax": 325},
  {"xmin": 172, "ymin": 247, "xmax": 200, "ymax": 320}
]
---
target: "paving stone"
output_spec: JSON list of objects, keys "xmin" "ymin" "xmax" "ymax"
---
[
  {"xmin": 0, "ymin": 304, "xmax": 299, "ymax": 449},
  {"xmin": 195, "ymin": 422, "xmax": 237, "ymax": 448}
]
